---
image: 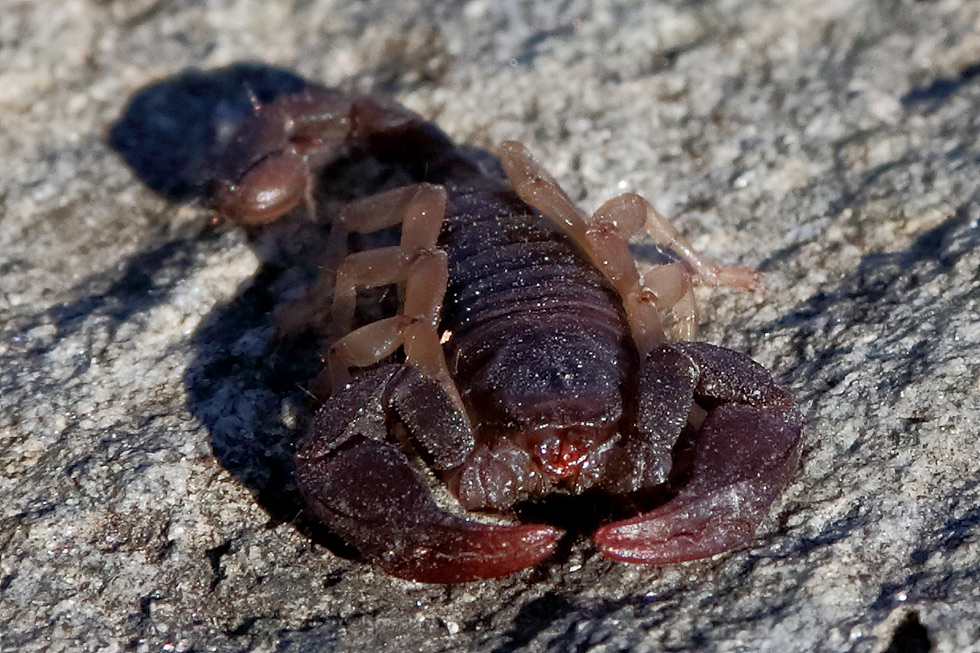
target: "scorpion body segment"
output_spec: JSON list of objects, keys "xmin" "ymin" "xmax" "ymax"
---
[
  {"xmin": 208, "ymin": 83, "xmax": 803, "ymax": 583},
  {"xmin": 439, "ymin": 187, "xmax": 637, "ymax": 509}
]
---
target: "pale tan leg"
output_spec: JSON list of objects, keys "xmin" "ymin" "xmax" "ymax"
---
[
  {"xmin": 326, "ymin": 247, "xmax": 457, "ymax": 403},
  {"xmin": 497, "ymin": 141, "xmax": 760, "ymax": 353},
  {"xmin": 327, "ymin": 315, "xmax": 416, "ymax": 389},
  {"xmin": 497, "ymin": 141, "xmax": 666, "ymax": 353},
  {"xmin": 337, "ymin": 184, "xmax": 446, "ymax": 248},
  {"xmin": 329, "ymin": 183, "xmax": 446, "ymax": 334},
  {"xmin": 400, "ymin": 249, "xmax": 452, "ymax": 389},
  {"xmin": 641, "ymin": 262, "xmax": 697, "ymax": 341},
  {"xmin": 669, "ymin": 287, "xmax": 698, "ymax": 341},
  {"xmin": 331, "ymin": 246, "xmax": 416, "ymax": 339},
  {"xmin": 594, "ymin": 193, "xmax": 762, "ymax": 341},
  {"xmin": 329, "ymin": 183, "xmax": 447, "ymax": 336},
  {"xmin": 496, "ymin": 141, "xmax": 590, "ymax": 244},
  {"xmin": 319, "ymin": 184, "xmax": 461, "ymax": 406},
  {"xmin": 636, "ymin": 198, "xmax": 761, "ymax": 289},
  {"xmin": 277, "ymin": 185, "xmax": 448, "ymax": 342}
]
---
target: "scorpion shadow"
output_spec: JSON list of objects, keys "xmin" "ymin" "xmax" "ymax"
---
[{"xmin": 111, "ymin": 63, "xmax": 368, "ymax": 556}]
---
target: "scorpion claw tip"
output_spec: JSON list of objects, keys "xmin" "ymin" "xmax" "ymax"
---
[{"xmin": 381, "ymin": 522, "xmax": 562, "ymax": 584}]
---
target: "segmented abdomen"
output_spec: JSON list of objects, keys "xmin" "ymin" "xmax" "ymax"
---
[{"xmin": 438, "ymin": 186, "xmax": 634, "ymax": 429}]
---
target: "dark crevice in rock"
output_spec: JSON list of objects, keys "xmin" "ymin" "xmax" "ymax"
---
[
  {"xmin": 226, "ymin": 615, "xmax": 259, "ymax": 638},
  {"xmin": 884, "ymin": 612, "xmax": 932, "ymax": 653},
  {"xmin": 276, "ymin": 614, "xmax": 342, "ymax": 651},
  {"xmin": 489, "ymin": 586, "xmax": 703, "ymax": 653},
  {"xmin": 493, "ymin": 592, "xmax": 577, "ymax": 653},
  {"xmin": 125, "ymin": 593, "xmax": 164, "ymax": 651},
  {"xmin": 205, "ymin": 539, "xmax": 233, "ymax": 590},
  {"xmin": 910, "ymin": 505, "xmax": 980, "ymax": 566}
]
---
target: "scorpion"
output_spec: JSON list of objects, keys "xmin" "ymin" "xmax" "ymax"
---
[{"xmin": 206, "ymin": 83, "xmax": 803, "ymax": 583}]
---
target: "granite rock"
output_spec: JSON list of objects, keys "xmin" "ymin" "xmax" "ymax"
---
[{"xmin": 2, "ymin": 0, "xmax": 980, "ymax": 651}]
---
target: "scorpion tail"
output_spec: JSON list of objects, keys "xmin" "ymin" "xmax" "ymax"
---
[{"xmin": 595, "ymin": 342, "xmax": 802, "ymax": 564}]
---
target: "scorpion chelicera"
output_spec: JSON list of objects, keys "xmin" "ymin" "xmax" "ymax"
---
[{"xmin": 206, "ymin": 83, "xmax": 803, "ymax": 583}]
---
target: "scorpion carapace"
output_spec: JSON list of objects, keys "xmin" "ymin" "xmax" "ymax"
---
[{"xmin": 206, "ymin": 83, "xmax": 803, "ymax": 583}]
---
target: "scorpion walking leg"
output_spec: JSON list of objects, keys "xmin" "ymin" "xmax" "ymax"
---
[
  {"xmin": 323, "ymin": 184, "xmax": 460, "ymax": 406},
  {"xmin": 296, "ymin": 366, "xmax": 560, "ymax": 583},
  {"xmin": 595, "ymin": 342, "xmax": 802, "ymax": 564},
  {"xmin": 276, "ymin": 184, "xmax": 443, "ymax": 343},
  {"xmin": 497, "ymin": 141, "xmax": 667, "ymax": 353},
  {"xmin": 497, "ymin": 141, "xmax": 761, "ymax": 352},
  {"xmin": 593, "ymin": 193, "xmax": 761, "ymax": 341},
  {"xmin": 330, "ymin": 184, "xmax": 447, "ymax": 334}
]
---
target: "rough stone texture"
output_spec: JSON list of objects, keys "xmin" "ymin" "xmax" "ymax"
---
[{"xmin": 2, "ymin": 0, "xmax": 979, "ymax": 651}]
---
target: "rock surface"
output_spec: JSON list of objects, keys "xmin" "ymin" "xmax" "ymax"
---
[{"xmin": 2, "ymin": 0, "xmax": 980, "ymax": 651}]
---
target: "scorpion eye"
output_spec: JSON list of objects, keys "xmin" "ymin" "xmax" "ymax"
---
[{"xmin": 217, "ymin": 151, "xmax": 308, "ymax": 225}]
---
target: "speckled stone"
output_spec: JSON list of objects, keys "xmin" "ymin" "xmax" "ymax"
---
[{"xmin": 2, "ymin": 1, "xmax": 980, "ymax": 651}]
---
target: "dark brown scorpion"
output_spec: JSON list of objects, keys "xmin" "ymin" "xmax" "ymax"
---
[{"xmin": 205, "ymin": 83, "xmax": 803, "ymax": 583}]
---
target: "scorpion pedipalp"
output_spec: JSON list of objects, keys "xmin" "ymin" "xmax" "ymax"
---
[
  {"xmin": 596, "ymin": 342, "xmax": 802, "ymax": 563},
  {"xmin": 295, "ymin": 366, "xmax": 560, "ymax": 583}
]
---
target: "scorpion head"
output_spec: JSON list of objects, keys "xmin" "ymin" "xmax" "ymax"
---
[
  {"xmin": 523, "ymin": 424, "xmax": 612, "ymax": 478},
  {"xmin": 464, "ymin": 325, "xmax": 629, "ymax": 482}
]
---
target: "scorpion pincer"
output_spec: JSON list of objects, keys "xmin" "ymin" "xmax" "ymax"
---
[{"xmin": 206, "ymin": 83, "xmax": 803, "ymax": 583}]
